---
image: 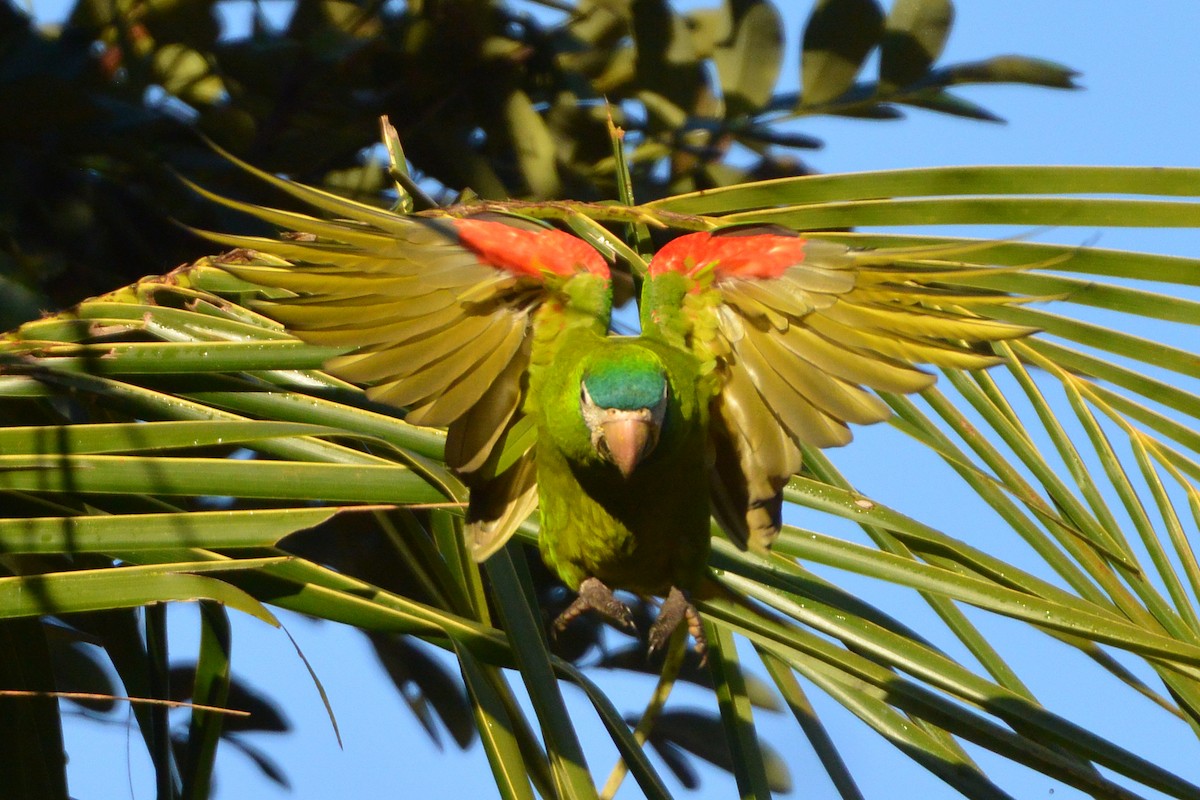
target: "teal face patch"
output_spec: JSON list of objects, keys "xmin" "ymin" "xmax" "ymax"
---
[{"xmin": 582, "ymin": 351, "xmax": 667, "ymax": 411}]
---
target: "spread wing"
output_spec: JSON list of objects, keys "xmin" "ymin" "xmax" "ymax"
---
[
  {"xmin": 644, "ymin": 226, "xmax": 1034, "ymax": 552},
  {"xmin": 187, "ymin": 170, "xmax": 611, "ymax": 560}
]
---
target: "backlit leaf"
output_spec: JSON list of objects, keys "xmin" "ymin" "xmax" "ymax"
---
[
  {"xmin": 880, "ymin": 0, "xmax": 954, "ymax": 90},
  {"xmin": 801, "ymin": 0, "xmax": 885, "ymax": 106}
]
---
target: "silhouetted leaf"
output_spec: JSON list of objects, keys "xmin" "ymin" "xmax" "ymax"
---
[
  {"xmin": 944, "ymin": 55, "xmax": 1080, "ymax": 88},
  {"xmin": 504, "ymin": 89, "xmax": 562, "ymax": 199},
  {"xmin": 0, "ymin": 0, "xmax": 1070, "ymax": 318},
  {"xmin": 641, "ymin": 733, "xmax": 700, "ymax": 789},
  {"xmin": 181, "ymin": 601, "xmax": 232, "ymax": 800},
  {"xmin": 632, "ymin": 0, "xmax": 706, "ymax": 113},
  {"xmin": 140, "ymin": 0, "xmax": 221, "ymax": 50},
  {"xmin": 903, "ymin": 89, "xmax": 1004, "ymax": 122},
  {"xmin": 682, "ymin": 7, "xmax": 726, "ymax": 58},
  {"xmin": 714, "ymin": 0, "xmax": 785, "ymax": 117},
  {"xmin": 225, "ymin": 735, "xmax": 291, "ymax": 789},
  {"xmin": 153, "ymin": 43, "xmax": 228, "ymax": 107},
  {"xmin": 645, "ymin": 710, "xmax": 791, "ymax": 793},
  {"xmin": 45, "ymin": 631, "xmax": 118, "ymax": 713},
  {"xmin": 0, "ymin": 618, "xmax": 69, "ymax": 800},
  {"xmin": 737, "ymin": 124, "xmax": 823, "ymax": 150},
  {"xmin": 801, "ymin": 0, "xmax": 885, "ymax": 105},
  {"xmin": 170, "ymin": 666, "xmax": 289, "ymax": 735},
  {"xmin": 69, "ymin": 610, "xmax": 166, "ymax": 767},
  {"xmin": 368, "ymin": 633, "xmax": 475, "ymax": 750},
  {"xmin": 880, "ymin": 0, "xmax": 954, "ymax": 90},
  {"xmin": 598, "ymin": 644, "xmax": 783, "ymax": 712}
]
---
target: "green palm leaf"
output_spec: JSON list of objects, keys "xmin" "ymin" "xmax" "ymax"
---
[{"xmin": 2, "ymin": 160, "xmax": 1200, "ymax": 799}]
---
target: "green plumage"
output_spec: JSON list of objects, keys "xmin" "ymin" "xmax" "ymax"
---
[
  {"xmin": 582, "ymin": 354, "xmax": 667, "ymax": 411},
  {"xmin": 196, "ymin": 159, "xmax": 1032, "ymax": 654},
  {"xmin": 533, "ymin": 330, "xmax": 710, "ymax": 595}
]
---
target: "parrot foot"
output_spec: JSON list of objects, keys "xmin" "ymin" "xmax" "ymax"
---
[
  {"xmin": 648, "ymin": 586, "xmax": 707, "ymax": 663},
  {"xmin": 553, "ymin": 577, "xmax": 637, "ymax": 637}
]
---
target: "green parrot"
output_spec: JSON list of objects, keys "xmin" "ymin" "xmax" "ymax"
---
[{"xmin": 195, "ymin": 168, "xmax": 1029, "ymax": 656}]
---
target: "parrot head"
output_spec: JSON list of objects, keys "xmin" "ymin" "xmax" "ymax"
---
[{"xmin": 579, "ymin": 351, "xmax": 670, "ymax": 479}]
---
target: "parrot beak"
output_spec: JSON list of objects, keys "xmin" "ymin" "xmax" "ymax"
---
[
  {"xmin": 580, "ymin": 382, "xmax": 668, "ymax": 479},
  {"xmin": 601, "ymin": 415, "xmax": 658, "ymax": 479}
]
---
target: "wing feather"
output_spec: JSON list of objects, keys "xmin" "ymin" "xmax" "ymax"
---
[
  {"xmin": 327, "ymin": 310, "xmax": 500, "ymax": 379},
  {"xmin": 301, "ymin": 304, "xmax": 467, "ymax": 351},
  {"xmin": 405, "ymin": 318, "xmax": 528, "ymax": 427},
  {"xmin": 805, "ymin": 313, "xmax": 1004, "ymax": 370},
  {"xmin": 468, "ymin": 449, "xmax": 539, "ymax": 562},
  {"xmin": 733, "ymin": 326, "xmax": 852, "ymax": 448},
  {"xmin": 774, "ymin": 326, "xmax": 935, "ymax": 394},
  {"xmin": 444, "ymin": 336, "xmax": 531, "ymax": 473},
  {"xmin": 718, "ymin": 363, "xmax": 802, "ymax": 487},
  {"xmin": 268, "ymin": 291, "xmax": 458, "ymax": 326},
  {"xmin": 708, "ymin": 362, "xmax": 800, "ymax": 550},
  {"xmin": 751, "ymin": 332, "xmax": 890, "ymax": 427},
  {"xmin": 198, "ymin": 167, "xmax": 610, "ymax": 563},
  {"xmin": 647, "ymin": 228, "xmax": 1033, "ymax": 551},
  {"xmin": 821, "ymin": 300, "xmax": 1026, "ymax": 343}
]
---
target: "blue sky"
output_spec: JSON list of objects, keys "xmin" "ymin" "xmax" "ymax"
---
[{"xmin": 26, "ymin": 1, "xmax": 1200, "ymax": 798}]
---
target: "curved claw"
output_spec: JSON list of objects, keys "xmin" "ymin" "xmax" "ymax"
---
[
  {"xmin": 552, "ymin": 577, "xmax": 637, "ymax": 637},
  {"xmin": 648, "ymin": 586, "xmax": 708, "ymax": 664}
]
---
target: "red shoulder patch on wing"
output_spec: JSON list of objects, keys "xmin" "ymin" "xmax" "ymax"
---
[
  {"xmin": 453, "ymin": 219, "xmax": 609, "ymax": 279},
  {"xmin": 649, "ymin": 231, "xmax": 811, "ymax": 280}
]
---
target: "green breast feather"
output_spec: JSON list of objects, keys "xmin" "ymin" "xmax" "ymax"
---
[{"xmin": 533, "ymin": 330, "xmax": 711, "ymax": 596}]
